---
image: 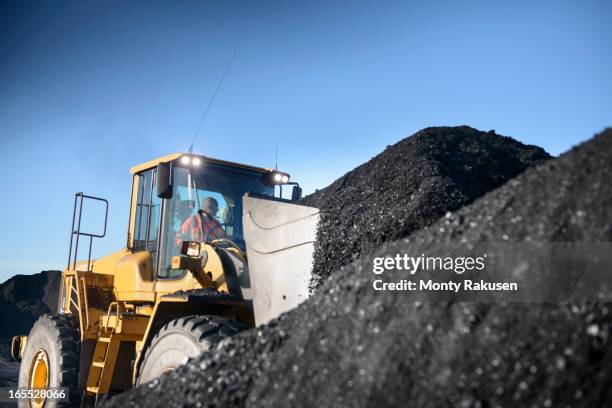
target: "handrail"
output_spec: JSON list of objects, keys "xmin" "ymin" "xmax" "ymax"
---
[
  {"xmin": 66, "ymin": 192, "xmax": 109, "ymax": 271},
  {"xmin": 62, "ymin": 193, "xmax": 109, "ymax": 315},
  {"xmin": 104, "ymin": 302, "xmax": 121, "ymax": 331}
]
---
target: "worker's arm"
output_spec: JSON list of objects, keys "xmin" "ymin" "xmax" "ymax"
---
[{"xmin": 176, "ymin": 215, "xmax": 201, "ymax": 247}]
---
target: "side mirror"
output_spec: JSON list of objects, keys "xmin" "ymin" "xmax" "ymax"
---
[
  {"xmin": 157, "ymin": 162, "xmax": 173, "ymax": 199},
  {"xmin": 291, "ymin": 185, "xmax": 302, "ymax": 201}
]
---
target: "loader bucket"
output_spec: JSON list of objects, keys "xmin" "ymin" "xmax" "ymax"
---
[{"xmin": 242, "ymin": 193, "xmax": 319, "ymax": 326}]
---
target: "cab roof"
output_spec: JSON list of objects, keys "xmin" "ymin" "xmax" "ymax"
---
[{"xmin": 129, "ymin": 153, "xmax": 275, "ymax": 175}]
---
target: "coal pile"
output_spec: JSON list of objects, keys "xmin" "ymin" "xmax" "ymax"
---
[
  {"xmin": 241, "ymin": 129, "xmax": 612, "ymax": 408},
  {"xmin": 0, "ymin": 270, "xmax": 60, "ymax": 356},
  {"xmin": 301, "ymin": 126, "xmax": 549, "ymax": 288},
  {"xmin": 0, "ymin": 270, "xmax": 61, "ymax": 386},
  {"xmin": 105, "ymin": 128, "xmax": 612, "ymax": 408}
]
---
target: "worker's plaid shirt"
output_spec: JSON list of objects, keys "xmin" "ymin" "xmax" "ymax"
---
[{"xmin": 176, "ymin": 212, "xmax": 226, "ymax": 246}]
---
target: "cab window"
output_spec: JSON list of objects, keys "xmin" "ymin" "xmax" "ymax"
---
[
  {"xmin": 133, "ymin": 169, "xmax": 161, "ymax": 267},
  {"xmin": 156, "ymin": 163, "xmax": 273, "ymax": 279}
]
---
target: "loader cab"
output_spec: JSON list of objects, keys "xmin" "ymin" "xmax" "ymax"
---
[{"xmin": 128, "ymin": 153, "xmax": 278, "ymax": 282}]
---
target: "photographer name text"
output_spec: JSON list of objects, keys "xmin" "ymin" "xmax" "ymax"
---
[{"xmin": 372, "ymin": 279, "xmax": 517, "ymax": 292}]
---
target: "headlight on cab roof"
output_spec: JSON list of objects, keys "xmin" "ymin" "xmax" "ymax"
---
[
  {"xmin": 263, "ymin": 171, "xmax": 291, "ymax": 186},
  {"xmin": 179, "ymin": 155, "xmax": 204, "ymax": 166}
]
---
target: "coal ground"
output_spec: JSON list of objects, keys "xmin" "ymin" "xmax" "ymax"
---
[
  {"xmin": 301, "ymin": 126, "xmax": 549, "ymax": 289},
  {"xmin": 104, "ymin": 128, "xmax": 612, "ymax": 408}
]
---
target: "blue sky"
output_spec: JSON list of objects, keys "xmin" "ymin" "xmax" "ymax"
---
[{"xmin": 1, "ymin": 0, "xmax": 610, "ymax": 282}]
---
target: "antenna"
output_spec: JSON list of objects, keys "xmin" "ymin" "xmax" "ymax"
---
[
  {"xmin": 189, "ymin": 49, "xmax": 238, "ymax": 153},
  {"xmin": 276, "ymin": 145, "xmax": 282, "ymax": 198}
]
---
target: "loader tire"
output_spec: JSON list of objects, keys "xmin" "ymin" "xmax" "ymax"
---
[
  {"xmin": 137, "ymin": 315, "xmax": 246, "ymax": 385},
  {"xmin": 17, "ymin": 314, "xmax": 80, "ymax": 408}
]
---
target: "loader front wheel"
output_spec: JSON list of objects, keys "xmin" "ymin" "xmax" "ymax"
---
[
  {"xmin": 17, "ymin": 314, "xmax": 80, "ymax": 408},
  {"xmin": 136, "ymin": 315, "xmax": 246, "ymax": 385}
]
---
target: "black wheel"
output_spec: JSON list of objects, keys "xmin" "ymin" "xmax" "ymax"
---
[
  {"xmin": 136, "ymin": 315, "xmax": 246, "ymax": 385},
  {"xmin": 17, "ymin": 314, "xmax": 80, "ymax": 408}
]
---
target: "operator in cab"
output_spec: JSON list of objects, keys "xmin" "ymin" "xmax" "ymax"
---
[{"xmin": 176, "ymin": 197, "xmax": 227, "ymax": 247}]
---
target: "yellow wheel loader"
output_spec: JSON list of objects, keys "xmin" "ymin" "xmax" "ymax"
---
[{"xmin": 11, "ymin": 153, "xmax": 319, "ymax": 406}]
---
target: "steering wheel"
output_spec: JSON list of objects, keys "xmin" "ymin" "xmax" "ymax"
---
[
  {"xmin": 209, "ymin": 237, "xmax": 247, "ymax": 261},
  {"xmin": 204, "ymin": 222, "xmax": 232, "ymax": 243}
]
